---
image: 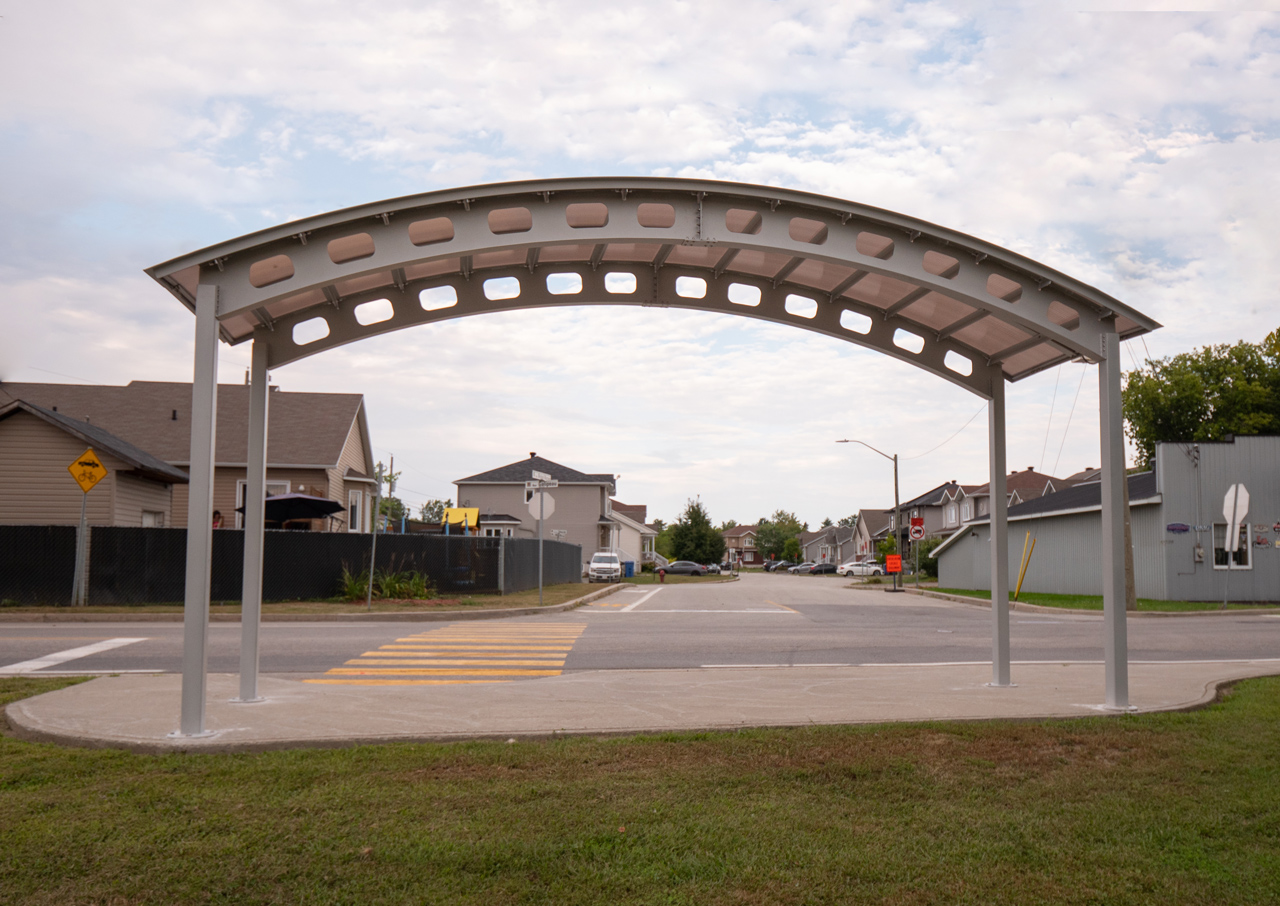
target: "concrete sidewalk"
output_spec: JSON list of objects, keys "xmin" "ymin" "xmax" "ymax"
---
[{"xmin": 8, "ymin": 658, "xmax": 1280, "ymax": 754}]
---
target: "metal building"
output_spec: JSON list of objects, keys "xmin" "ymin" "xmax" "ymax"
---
[{"xmin": 934, "ymin": 436, "xmax": 1280, "ymax": 602}]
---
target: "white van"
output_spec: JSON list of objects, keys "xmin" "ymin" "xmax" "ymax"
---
[{"xmin": 587, "ymin": 551, "xmax": 622, "ymax": 582}]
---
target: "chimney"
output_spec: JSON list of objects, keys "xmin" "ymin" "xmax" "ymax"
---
[{"xmin": 529, "ymin": 452, "xmax": 536, "ymax": 459}]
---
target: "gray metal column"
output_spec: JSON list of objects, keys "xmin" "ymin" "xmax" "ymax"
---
[
  {"xmin": 1098, "ymin": 326, "xmax": 1130, "ymax": 709},
  {"xmin": 989, "ymin": 375, "xmax": 1011, "ymax": 686},
  {"xmin": 177, "ymin": 283, "xmax": 220, "ymax": 737},
  {"xmin": 235, "ymin": 337, "xmax": 269, "ymax": 703}
]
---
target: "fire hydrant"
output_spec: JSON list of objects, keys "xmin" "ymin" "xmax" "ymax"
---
[{"xmin": 658, "ymin": 568, "xmax": 666, "ymax": 583}]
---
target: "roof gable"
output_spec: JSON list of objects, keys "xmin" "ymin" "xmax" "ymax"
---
[
  {"xmin": 0, "ymin": 381, "xmax": 365, "ymax": 467},
  {"xmin": 455, "ymin": 454, "xmax": 615, "ymax": 487},
  {"xmin": 0, "ymin": 401, "xmax": 189, "ymax": 483}
]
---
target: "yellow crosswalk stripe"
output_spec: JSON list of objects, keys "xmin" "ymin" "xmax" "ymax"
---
[{"xmin": 306, "ymin": 622, "xmax": 587, "ymax": 686}]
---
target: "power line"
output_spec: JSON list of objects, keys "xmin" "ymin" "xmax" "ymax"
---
[
  {"xmin": 904, "ymin": 404, "xmax": 986, "ymax": 461},
  {"xmin": 1038, "ymin": 364, "xmax": 1062, "ymax": 473},
  {"xmin": 1050, "ymin": 364, "xmax": 1089, "ymax": 478}
]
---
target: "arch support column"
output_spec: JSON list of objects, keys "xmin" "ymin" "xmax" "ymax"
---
[
  {"xmin": 235, "ymin": 337, "xmax": 270, "ymax": 703},
  {"xmin": 1099, "ymin": 327, "xmax": 1130, "ymax": 709},
  {"xmin": 177, "ymin": 283, "xmax": 219, "ymax": 737},
  {"xmin": 989, "ymin": 376, "xmax": 1011, "ymax": 686}
]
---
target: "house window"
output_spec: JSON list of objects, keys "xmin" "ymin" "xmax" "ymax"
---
[
  {"xmin": 1213, "ymin": 523, "xmax": 1252, "ymax": 570},
  {"xmin": 945, "ymin": 504, "xmax": 957, "ymax": 526},
  {"xmin": 525, "ymin": 489, "xmax": 535, "ymax": 503},
  {"xmin": 744, "ymin": 537, "xmax": 754, "ymax": 547},
  {"xmin": 235, "ymin": 479, "xmax": 291, "ymax": 528},
  {"xmin": 141, "ymin": 510, "xmax": 164, "ymax": 528},
  {"xmin": 962, "ymin": 502, "xmax": 972, "ymax": 520},
  {"xmin": 348, "ymin": 489, "xmax": 363, "ymax": 533}
]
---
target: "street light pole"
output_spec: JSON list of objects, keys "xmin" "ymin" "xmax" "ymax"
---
[{"xmin": 836, "ymin": 438, "xmax": 902, "ymax": 593}]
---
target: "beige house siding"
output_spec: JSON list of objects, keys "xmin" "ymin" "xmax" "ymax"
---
[
  {"xmin": 0, "ymin": 411, "xmax": 174, "ymax": 526},
  {"xmin": 329, "ymin": 414, "xmax": 374, "ymax": 532},
  {"xmin": 458, "ymin": 483, "xmax": 604, "ymax": 567},
  {"xmin": 172, "ymin": 466, "xmax": 330, "ymax": 528}
]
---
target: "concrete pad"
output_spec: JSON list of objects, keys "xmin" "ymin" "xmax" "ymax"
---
[{"xmin": 8, "ymin": 659, "xmax": 1280, "ymax": 753}]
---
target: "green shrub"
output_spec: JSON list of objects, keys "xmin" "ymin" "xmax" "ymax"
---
[{"xmin": 339, "ymin": 565, "xmax": 435, "ymax": 601}]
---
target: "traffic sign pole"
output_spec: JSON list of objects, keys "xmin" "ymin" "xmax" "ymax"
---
[{"xmin": 71, "ymin": 492, "xmax": 88, "ymax": 606}]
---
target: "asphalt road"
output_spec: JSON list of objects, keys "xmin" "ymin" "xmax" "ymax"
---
[{"xmin": 2, "ymin": 573, "xmax": 1278, "ymax": 682}]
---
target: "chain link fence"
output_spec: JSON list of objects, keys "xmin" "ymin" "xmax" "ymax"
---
[{"xmin": 1, "ymin": 526, "xmax": 584, "ymax": 605}]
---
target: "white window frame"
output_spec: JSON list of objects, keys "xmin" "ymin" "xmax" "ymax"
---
[
  {"xmin": 961, "ymin": 501, "xmax": 972, "ymax": 521},
  {"xmin": 141, "ymin": 510, "xmax": 165, "ymax": 528},
  {"xmin": 945, "ymin": 504, "xmax": 957, "ymax": 526},
  {"xmin": 235, "ymin": 479, "xmax": 291, "ymax": 528},
  {"xmin": 348, "ymin": 489, "xmax": 364, "ymax": 533},
  {"xmin": 1212, "ymin": 523, "xmax": 1252, "ymax": 570}
]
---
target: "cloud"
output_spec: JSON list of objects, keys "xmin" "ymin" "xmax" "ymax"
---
[{"xmin": 2, "ymin": 1, "xmax": 1277, "ymax": 524}]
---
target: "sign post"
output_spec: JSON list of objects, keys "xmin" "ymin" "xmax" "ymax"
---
[
  {"xmin": 909, "ymin": 518, "xmax": 925, "ymax": 587},
  {"xmin": 67, "ymin": 448, "xmax": 108, "ymax": 606},
  {"xmin": 1222, "ymin": 483, "xmax": 1250, "ymax": 609},
  {"xmin": 528, "ymin": 471, "xmax": 558, "ymax": 606}
]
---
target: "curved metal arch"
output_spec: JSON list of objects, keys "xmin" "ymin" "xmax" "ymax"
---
[{"xmin": 146, "ymin": 177, "xmax": 1160, "ymax": 400}]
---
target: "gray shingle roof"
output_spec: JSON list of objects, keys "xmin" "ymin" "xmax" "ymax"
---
[
  {"xmin": 0, "ymin": 381, "xmax": 365, "ymax": 467},
  {"xmin": 1, "ymin": 400, "xmax": 189, "ymax": 484},
  {"xmin": 455, "ymin": 454, "xmax": 615, "ymax": 487}
]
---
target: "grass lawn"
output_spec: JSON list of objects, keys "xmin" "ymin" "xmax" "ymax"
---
[
  {"xmin": 930, "ymin": 588, "xmax": 1267, "ymax": 613},
  {"xmin": 0, "ymin": 583, "xmax": 594, "ymax": 617},
  {"xmin": 2, "ymin": 677, "xmax": 1279, "ymax": 904}
]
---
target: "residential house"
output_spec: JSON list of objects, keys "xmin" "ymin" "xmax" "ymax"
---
[
  {"xmin": 958, "ymin": 467, "xmax": 1066, "ymax": 525},
  {"xmin": 722, "ymin": 524, "xmax": 762, "ymax": 566},
  {"xmin": 0, "ymin": 400, "xmax": 188, "ymax": 526},
  {"xmin": 800, "ymin": 525, "xmax": 857, "ymax": 564},
  {"xmin": 454, "ymin": 453, "xmax": 618, "ymax": 570},
  {"xmin": 610, "ymin": 500, "xmax": 658, "ymax": 568},
  {"xmin": 853, "ymin": 508, "xmax": 892, "ymax": 559},
  {"xmin": 932, "ymin": 436, "xmax": 1280, "ymax": 601},
  {"xmin": 0, "ymin": 381, "xmax": 376, "ymax": 533}
]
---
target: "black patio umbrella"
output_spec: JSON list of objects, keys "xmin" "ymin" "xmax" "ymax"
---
[{"xmin": 236, "ymin": 493, "xmax": 345, "ymax": 523}]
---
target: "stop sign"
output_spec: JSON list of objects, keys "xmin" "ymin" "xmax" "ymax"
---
[{"xmin": 528, "ymin": 491, "xmax": 555, "ymax": 519}]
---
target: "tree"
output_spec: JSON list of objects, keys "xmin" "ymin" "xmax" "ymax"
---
[
  {"xmin": 718, "ymin": 519, "xmax": 739, "ymax": 532},
  {"xmin": 417, "ymin": 499, "xmax": 450, "ymax": 523},
  {"xmin": 756, "ymin": 509, "xmax": 806, "ymax": 560},
  {"xmin": 782, "ymin": 538, "xmax": 801, "ymax": 561},
  {"xmin": 837, "ymin": 514, "xmax": 858, "ymax": 528},
  {"xmin": 379, "ymin": 496, "xmax": 407, "ymax": 522},
  {"xmin": 1122, "ymin": 332, "xmax": 1280, "ymax": 467},
  {"xmin": 668, "ymin": 498, "xmax": 727, "ymax": 564},
  {"xmin": 876, "ymin": 534, "xmax": 897, "ymax": 565},
  {"xmin": 820, "ymin": 517, "xmax": 834, "ymax": 528}
]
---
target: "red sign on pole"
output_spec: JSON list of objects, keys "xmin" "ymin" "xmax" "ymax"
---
[
  {"xmin": 885, "ymin": 554, "xmax": 903, "ymax": 574},
  {"xmin": 909, "ymin": 517, "xmax": 923, "ymax": 528}
]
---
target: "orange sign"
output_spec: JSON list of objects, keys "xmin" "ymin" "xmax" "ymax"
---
[
  {"xmin": 885, "ymin": 554, "xmax": 903, "ymax": 574},
  {"xmin": 67, "ymin": 448, "xmax": 108, "ymax": 493}
]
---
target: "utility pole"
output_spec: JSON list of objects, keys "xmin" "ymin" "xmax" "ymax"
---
[
  {"xmin": 366, "ymin": 461, "xmax": 384, "ymax": 610},
  {"xmin": 836, "ymin": 438, "xmax": 901, "ymax": 593}
]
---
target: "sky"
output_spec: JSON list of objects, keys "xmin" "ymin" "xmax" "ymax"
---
[{"xmin": 2, "ymin": 1, "xmax": 1277, "ymax": 528}]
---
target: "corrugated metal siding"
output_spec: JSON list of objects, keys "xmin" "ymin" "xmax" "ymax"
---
[
  {"xmin": 1155, "ymin": 437, "xmax": 1280, "ymax": 602},
  {"xmin": 937, "ymin": 503, "xmax": 1165, "ymax": 598}
]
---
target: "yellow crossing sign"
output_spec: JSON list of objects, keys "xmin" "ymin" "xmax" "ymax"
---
[{"xmin": 68, "ymin": 447, "xmax": 108, "ymax": 493}]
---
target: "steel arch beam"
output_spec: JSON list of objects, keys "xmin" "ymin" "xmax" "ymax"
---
[{"xmin": 149, "ymin": 176, "xmax": 1155, "ymax": 734}]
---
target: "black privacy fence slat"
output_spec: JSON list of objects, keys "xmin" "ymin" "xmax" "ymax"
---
[
  {"xmin": 0, "ymin": 525, "xmax": 79, "ymax": 605},
  {"xmin": 0, "ymin": 525, "xmax": 582, "ymax": 605}
]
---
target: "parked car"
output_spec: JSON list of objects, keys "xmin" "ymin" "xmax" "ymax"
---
[
  {"xmin": 808, "ymin": 563, "xmax": 837, "ymax": 575},
  {"xmin": 663, "ymin": 560, "xmax": 707, "ymax": 576},
  {"xmin": 705, "ymin": 563, "xmax": 721, "ymax": 574},
  {"xmin": 765, "ymin": 560, "xmax": 793, "ymax": 572},
  {"xmin": 788, "ymin": 561, "xmax": 816, "ymax": 574},
  {"xmin": 845, "ymin": 560, "xmax": 884, "ymax": 577},
  {"xmin": 587, "ymin": 551, "xmax": 622, "ymax": 583}
]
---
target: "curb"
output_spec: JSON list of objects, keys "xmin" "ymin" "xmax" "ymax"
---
[
  {"xmin": 0, "ymin": 585, "xmax": 626, "ymax": 624},
  {"xmin": 901, "ymin": 587, "xmax": 1280, "ymax": 617}
]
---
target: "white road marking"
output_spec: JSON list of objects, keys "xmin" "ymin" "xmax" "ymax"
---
[
  {"xmin": 625, "ymin": 609, "xmax": 796, "ymax": 613},
  {"xmin": 0, "ymin": 638, "xmax": 147, "ymax": 674},
  {"xmin": 702, "ymin": 663, "xmax": 852, "ymax": 668},
  {"xmin": 620, "ymin": 587, "xmax": 664, "ymax": 612},
  {"xmin": 620, "ymin": 588, "xmax": 649, "ymax": 594}
]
